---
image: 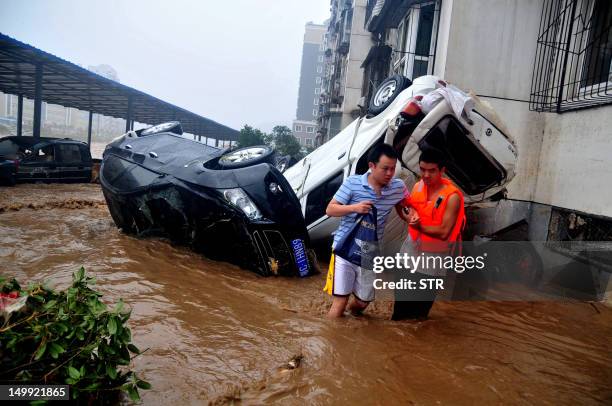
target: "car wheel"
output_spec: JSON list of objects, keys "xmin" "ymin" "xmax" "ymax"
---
[
  {"xmin": 218, "ymin": 145, "xmax": 276, "ymax": 169},
  {"xmin": 367, "ymin": 74, "xmax": 412, "ymax": 116}
]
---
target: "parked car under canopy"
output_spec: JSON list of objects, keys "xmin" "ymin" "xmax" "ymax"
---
[{"xmin": 0, "ymin": 136, "xmax": 92, "ymax": 185}]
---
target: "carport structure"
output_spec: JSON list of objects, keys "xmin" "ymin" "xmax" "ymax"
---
[{"xmin": 0, "ymin": 33, "xmax": 238, "ymax": 146}]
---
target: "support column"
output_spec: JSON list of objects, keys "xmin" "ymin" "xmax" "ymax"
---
[
  {"xmin": 87, "ymin": 111, "xmax": 93, "ymax": 145},
  {"xmin": 33, "ymin": 64, "xmax": 43, "ymax": 138},
  {"xmin": 17, "ymin": 95, "xmax": 23, "ymax": 136},
  {"xmin": 215, "ymin": 138, "xmax": 219, "ymax": 147},
  {"xmin": 125, "ymin": 96, "xmax": 133, "ymax": 132}
]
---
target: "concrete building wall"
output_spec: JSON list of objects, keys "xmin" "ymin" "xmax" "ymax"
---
[
  {"xmin": 536, "ymin": 106, "xmax": 612, "ymax": 217},
  {"xmin": 439, "ymin": 0, "xmax": 544, "ymax": 203},
  {"xmin": 338, "ymin": 0, "xmax": 374, "ymax": 130},
  {"xmin": 296, "ymin": 23, "xmax": 326, "ymax": 122}
]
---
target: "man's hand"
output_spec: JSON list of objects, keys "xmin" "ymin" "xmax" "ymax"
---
[
  {"xmin": 352, "ymin": 201, "xmax": 373, "ymax": 214},
  {"xmin": 409, "ymin": 210, "xmax": 420, "ymax": 227}
]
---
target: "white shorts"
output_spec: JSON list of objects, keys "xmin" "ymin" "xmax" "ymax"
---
[{"xmin": 332, "ymin": 255, "xmax": 376, "ymax": 302}]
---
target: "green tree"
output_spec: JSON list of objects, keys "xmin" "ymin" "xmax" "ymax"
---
[
  {"xmin": 237, "ymin": 125, "xmax": 266, "ymax": 148},
  {"xmin": 270, "ymin": 125, "xmax": 301, "ymax": 157}
]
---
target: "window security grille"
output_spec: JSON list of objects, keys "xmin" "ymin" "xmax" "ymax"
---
[{"xmin": 530, "ymin": 0, "xmax": 612, "ymax": 112}]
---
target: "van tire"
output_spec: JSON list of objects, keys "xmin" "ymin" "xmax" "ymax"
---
[{"xmin": 368, "ymin": 75, "xmax": 412, "ymax": 116}]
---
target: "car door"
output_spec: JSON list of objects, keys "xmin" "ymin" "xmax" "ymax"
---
[
  {"xmin": 78, "ymin": 145, "xmax": 93, "ymax": 181},
  {"xmin": 56, "ymin": 143, "xmax": 88, "ymax": 181},
  {"xmin": 18, "ymin": 144, "xmax": 58, "ymax": 181}
]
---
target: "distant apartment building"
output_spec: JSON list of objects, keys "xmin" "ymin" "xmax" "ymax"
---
[
  {"xmin": 316, "ymin": 0, "xmax": 373, "ymax": 144},
  {"xmin": 293, "ymin": 22, "xmax": 326, "ymax": 147}
]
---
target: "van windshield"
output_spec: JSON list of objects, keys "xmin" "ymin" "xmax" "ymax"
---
[{"xmin": 417, "ymin": 116, "xmax": 505, "ymax": 195}]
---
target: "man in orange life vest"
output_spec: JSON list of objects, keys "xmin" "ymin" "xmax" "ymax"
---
[{"xmin": 392, "ymin": 148, "xmax": 466, "ymax": 320}]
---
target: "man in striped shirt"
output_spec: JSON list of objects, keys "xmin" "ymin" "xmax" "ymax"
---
[{"xmin": 325, "ymin": 143, "xmax": 409, "ymax": 318}]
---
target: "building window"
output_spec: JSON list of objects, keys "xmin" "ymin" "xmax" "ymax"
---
[
  {"xmin": 307, "ymin": 126, "xmax": 314, "ymax": 133},
  {"xmin": 315, "ymin": 88, "xmax": 320, "ymax": 95},
  {"xmin": 318, "ymin": 55, "xmax": 324, "ymax": 62},
  {"xmin": 306, "ymin": 138, "xmax": 313, "ymax": 146},
  {"xmin": 317, "ymin": 66, "xmax": 323, "ymax": 73},
  {"xmin": 392, "ymin": 2, "xmax": 439, "ymax": 80},
  {"xmin": 319, "ymin": 43, "xmax": 325, "ymax": 51},
  {"xmin": 314, "ymin": 98, "xmax": 319, "ymax": 106},
  {"xmin": 313, "ymin": 109, "xmax": 318, "ymax": 117},
  {"xmin": 530, "ymin": 0, "xmax": 612, "ymax": 112},
  {"xmin": 294, "ymin": 124, "xmax": 302, "ymax": 132},
  {"xmin": 316, "ymin": 76, "xmax": 321, "ymax": 84}
]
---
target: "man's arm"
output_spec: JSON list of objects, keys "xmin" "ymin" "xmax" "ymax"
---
[
  {"xmin": 411, "ymin": 193, "xmax": 461, "ymax": 240},
  {"xmin": 326, "ymin": 198, "xmax": 373, "ymax": 217},
  {"xmin": 395, "ymin": 185, "xmax": 412, "ymax": 222},
  {"xmin": 395, "ymin": 201, "xmax": 410, "ymax": 222}
]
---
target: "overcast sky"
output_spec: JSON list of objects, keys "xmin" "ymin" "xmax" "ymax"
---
[{"xmin": 0, "ymin": 0, "xmax": 330, "ymax": 132}]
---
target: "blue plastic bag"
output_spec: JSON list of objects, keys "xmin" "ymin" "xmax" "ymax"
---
[{"xmin": 333, "ymin": 206, "xmax": 379, "ymax": 269}]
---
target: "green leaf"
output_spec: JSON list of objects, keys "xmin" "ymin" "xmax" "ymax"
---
[
  {"xmin": 49, "ymin": 342, "xmax": 65, "ymax": 359},
  {"xmin": 34, "ymin": 342, "xmax": 47, "ymax": 360},
  {"xmin": 43, "ymin": 299, "xmax": 57, "ymax": 310},
  {"xmin": 136, "ymin": 380, "xmax": 152, "ymax": 390},
  {"xmin": 107, "ymin": 317, "xmax": 117, "ymax": 335},
  {"xmin": 106, "ymin": 364, "xmax": 117, "ymax": 380},
  {"xmin": 127, "ymin": 343, "xmax": 140, "ymax": 354},
  {"xmin": 84, "ymin": 382, "xmax": 101, "ymax": 391},
  {"xmin": 127, "ymin": 386, "xmax": 140, "ymax": 402},
  {"xmin": 114, "ymin": 299, "xmax": 124, "ymax": 314},
  {"xmin": 76, "ymin": 267, "xmax": 85, "ymax": 282},
  {"xmin": 68, "ymin": 366, "xmax": 81, "ymax": 380}
]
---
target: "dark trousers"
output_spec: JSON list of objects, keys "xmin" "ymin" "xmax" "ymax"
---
[{"xmin": 391, "ymin": 272, "xmax": 438, "ymax": 320}]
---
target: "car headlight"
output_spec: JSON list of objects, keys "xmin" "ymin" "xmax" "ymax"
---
[{"xmin": 222, "ymin": 188, "xmax": 263, "ymax": 220}]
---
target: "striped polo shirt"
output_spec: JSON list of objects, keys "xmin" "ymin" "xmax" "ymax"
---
[{"xmin": 332, "ymin": 172, "xmax": 408, "ymax": 248}]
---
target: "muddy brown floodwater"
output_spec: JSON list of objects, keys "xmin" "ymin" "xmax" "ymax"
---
[{"xmin": 1, "ymin": 183, "xmax": 611, "ymax": 405}]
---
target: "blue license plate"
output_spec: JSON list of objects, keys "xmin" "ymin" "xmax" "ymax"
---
[{"xmin": 291, "ymin": 238, "xmax": 309, "ymax": 277}]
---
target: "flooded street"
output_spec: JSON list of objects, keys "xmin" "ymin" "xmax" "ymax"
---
[{"xmin": 1, "ymin": 184, "xmax": 611, "ymax": 405}]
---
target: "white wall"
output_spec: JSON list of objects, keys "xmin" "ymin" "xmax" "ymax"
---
[
  {"xmin": 444, "ymin": 0, "xmax": 542, "ymax": 100},
  {"xmin": 536, "ymin": 106, "xmax": 612, "ymax": 217}
]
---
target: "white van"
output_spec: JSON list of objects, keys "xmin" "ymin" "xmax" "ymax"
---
[{"xmin": 283, "ymin": 75, "xmax": 519, "ymax": 252}]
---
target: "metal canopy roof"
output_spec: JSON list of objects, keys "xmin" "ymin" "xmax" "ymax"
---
[{"xmin": 0, "ymin": 33, "xmax": 238, "ymax": 140}]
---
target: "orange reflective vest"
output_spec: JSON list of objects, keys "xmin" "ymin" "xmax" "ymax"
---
[{"xmin": 406, "ymin": 178, "xmax": 466, "ymax": 254}]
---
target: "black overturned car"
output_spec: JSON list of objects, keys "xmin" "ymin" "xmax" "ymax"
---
[
  {"xmin": 0, "ymin": 136, "xmax": 92, "ymax": 185},
  {"xmin": 100, "ymin": 121, "xmax": 314, "ymax": 277}
]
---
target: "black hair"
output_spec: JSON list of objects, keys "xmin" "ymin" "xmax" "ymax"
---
[
  {"xmin": 367, "ymin": 143, "xmax": 398, "ymax": 164},
  {"xmin": 419, "ymin": 148, "xmax": 446, "ymax": 169}
]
